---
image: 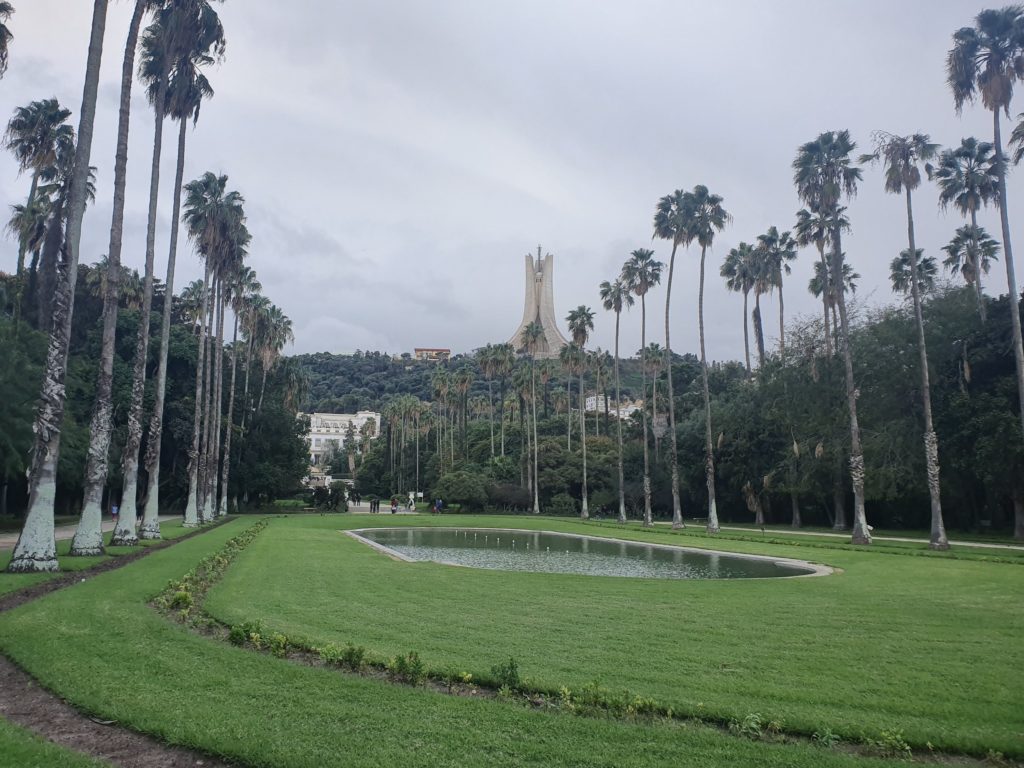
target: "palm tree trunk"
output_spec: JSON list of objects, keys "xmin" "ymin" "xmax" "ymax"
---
[
  {"xmin": 532, "ymin": 361, "xmax": 540, "ymax": 515},
  {"xmin": 753, "ymin": 294, "xmax": 766, "ymax": 368},
  {"xmin": 790, "ymin": 490, "xmax": 801, "ymax": 528},
  {"xmin": 207, "ymin": 293, "xmax": 226, "ymax": 515},
  {"xmin": 640, "ymin": 296, "xmax": 652, "ymax": 527},
  {"xmin": 970, "ymin": 209, "xmax": 987, "ymax": 323},
  {"xmin": 197, "ymin": 279, "xmax": 216, "ymax": 522},
  {"xmin": 698, "ymin": 245, "xmax": 719, "ymax": 533},
  {"xmin": 499, "ymin": 375, "xmax": 506, "ymax": 456},
  {"xmin": 8, "ymin": 0, "xmax": 107, "ymax": 573},
  {"xmin": 652, "ymin": 365, "xmax": 660, "ymax": 463},
  {"xmin": 992, "ymin": 109, "xmax": 1024, "ymax": 440},
  {"xmin": 664, "ymin": 241, "xmax": 683, "ymax": 529},
  {"xmin": 183, "ymin": 260, "xmax": 212, "ymax": 527},
  {"xmin": 831, "ymin": 227, "xmax": 870, "ymax": 545},
  {"xmin": 817, "ymin": 243, "xmax": 833, "ymax": 357},
  {"xmin": 778, "ymin": 273, "xmax": 786, "ymax": 356},
  {"xmin": 11, "ymin": 169, "xmax": 39, "ymax": 328},
  {"xmin": 487, "ymin": 379, "xmax": 494, "ymax": 457},
  {"xmin": 112, "ymin": 60, "xmax": 169, "ymax": 547},
  {"xmin": 218, "ymin": 312, "xmax": 239, "ymax": 517},
  {"xmin": 566, "ymin": 376, "xmax": 572, "ymax": 450},
  {"xmin": 141, "ymin": 117, "xmax": 187, "ymax": 539},
  {"xmin": 241, "ymin": 335, "xmax": 253, "ymax": 429},
  {"xmin": 71, "ymin": 0, "xmax": 145, "ymax": 556},
  {"xmin": 579, "ymin": 368, "xmax": 588, "ymax": 519},
  {"xmin": 742, "ymin": 289, "xmax": 751, "ymax": 375},
  {"xmin": 905, "ymin": 189, "xmax": 948, "ymax": 550},
  {"xmin": 613, "ymin": 310, "xmax": 626, "ymax": 524}
]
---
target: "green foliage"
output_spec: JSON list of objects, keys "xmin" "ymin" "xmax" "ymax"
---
[
  {"xmin": 387, "ymin": 651, "xmax": 426, "ymax": 686},
  {"xmin": 432, "ymin": 470, "xmax": 487, "ymax": 511},
  {"xmin": 489, "ymin": 656, "xmax": 521, "ymax": 691},
  {"xmin": 546, "ymin": 492, "xmax": 577, "ymax": 517}
]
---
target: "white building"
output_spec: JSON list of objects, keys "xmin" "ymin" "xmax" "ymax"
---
[
  {"xmin": 300, "ymin": 411, "xmax": 380, "ymax": 485},
  {"xmin": 584, "ymin": 395, "xmax": 640, "ymax": 419}
]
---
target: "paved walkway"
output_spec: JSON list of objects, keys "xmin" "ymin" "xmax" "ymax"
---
[
  {"xmin": 0, "ymin": 514, "xmax": 179, "ymax": 550},
  {"xmin": 347, "ymin": 501, "xmax": 418, "ymax": 515},
  {"xmin": 716, "ymin": 524, "xmax": 1024, "ymax": 552}
]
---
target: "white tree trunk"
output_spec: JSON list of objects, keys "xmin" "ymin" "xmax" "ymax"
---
[
  {"xmin": 699, "ymin": 245, "xmax": 720, "ymax": 533},
  {"xmin": 184, "ymin": 261, "xmax": 212, "ymax": 527}
]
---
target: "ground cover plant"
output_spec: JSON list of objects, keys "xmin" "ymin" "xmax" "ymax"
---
[
  {"xmin": 0, "ymin": 516, "xmax": 915, "ymax": 768},
  {"xmin": 202, "ymin": 515, "xmax": 1024, "ymax": 757}
]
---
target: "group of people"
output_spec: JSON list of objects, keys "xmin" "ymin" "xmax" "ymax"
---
[{"xmin": 362, "ymin": 495, "xmax": 443, "ymax": 514}]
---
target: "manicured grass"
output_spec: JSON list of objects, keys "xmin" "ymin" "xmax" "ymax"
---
[
  {"xmin": 0, "ymin": 517, "xmax": 901, "ymax": 767},
  {"xmin": 0, "ymin": 717, "xmax": 107, "ymax": 767},
  {"xmin": 203, "ymin": 515, "xmax": 1024, "ymax": 757},
  {"xmin": 0, "ymin": 519, "xmax": 194, "ymax": 597}
]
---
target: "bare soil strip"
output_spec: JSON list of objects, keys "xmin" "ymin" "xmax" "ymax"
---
[{"xmin": 0, "ymin": 518, "xmax": 239, "ymax": 767}]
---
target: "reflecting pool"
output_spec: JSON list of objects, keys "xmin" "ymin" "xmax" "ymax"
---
[{"xmin": 349, "ymin": 527, "xmax": 828, "ymax": 580}]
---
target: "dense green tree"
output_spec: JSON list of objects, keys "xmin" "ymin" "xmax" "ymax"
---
[
  {"xmin": 566, "ymin": 305, "xmax": 595, "ymax": 519},
  {"xmin": 599, "ymin": 277, "xmax": 633, "ymax": 523}
]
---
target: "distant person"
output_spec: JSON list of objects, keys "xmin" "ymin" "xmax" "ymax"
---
[
  {"xmin": 434, "ymin": 498, "xmax": 443, "ymax": 515},
  {"xmin": 111, "ymin": 503, "xmax": 119, "ymax": 521},
  {"xmin": 391, "ymin": 497, "xmax": 398, "ymax": 515}
]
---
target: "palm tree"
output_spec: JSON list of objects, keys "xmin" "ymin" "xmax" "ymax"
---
[
  {"xmin": 943, "ymin": 225, "xmax": 1000, "ymax": 306},
  {"xmin": 217, "ymin": 265, "xmax": 259, "ymax": 516},
  {"xmin": 7, "ymin": 0, "xmax": 108, "ymax": 573},
  {"xmin": 948, "ymin": 7, "xmax": 1024, "ymax": 440},
  {"xmin": 685, "ymin": 186, "xmax": 730, "ymax": 534},
  {"xmin": 794, "ymin": 130, "xmax": 870, "ymax": 544},
  {"xmin": 756, "ymin": 226, "xmax": 798, "ymax": 355},
  {"xmin": 863, "ymin": 131, "xmax": 948, "ymax": 550},
  {"xmin": 0, "ymin": 2, "xmax": 13, "ymax": 78},
  {"xmin": 72, "ymin": 0, "xmax": 157, "ymax": 554},
  {"xmin": 599, "ymin": 277, "xmax": 634, "ymax": 524},
  {"xmin": 932, "ymin": 137, "xmax": 999, "ymax": 322},
  {"xmin": 891, "ymin": 249, "xmax": 938, "ymax": 294},
  {"xmin": 181, "ymin": 172, "xmax": 244, "ymax": 526},
  {"xmin": 721, "ymin": 242, "xmax": 756, "ymax": 373},
  {"xmin": 140, "ymin": 11, "xmax": 221, "ymax": 535},
  {"xmin": 521, "ymin": 321, "xmax": 544, "ymax": 514},
  {"xmin": 566, "ymin": 305, "xmax": 595, "ymax": 520},
  {"xmin": 622, "ymin": 248, "xmax": 662, "ymax": 526},
  {"xmin": 809, "ymin": 258, "xmax": 859, "ymax": 343},
  {"xmin": 652, "ymin": 190, "xmax": 693, "ymax": 529}
]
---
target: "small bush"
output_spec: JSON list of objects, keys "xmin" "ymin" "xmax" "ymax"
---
[
  {"xmin": 268, "ymin": 633, "xmax": 290, "ymax": 658},
  {"xmin": 388, "ymin": 651, "xmax": 426, "ymax": 685},
  {"xmin": 341, "ymin": 643, "xmax": 366, "ymax": 670},
  {"xmin": 169, "ymin": 590, "xmax": 192, "ymax": 609},
  {"xmin": 813, "ymin": 728, "xmax": 840, "ymax": 749},
  {"xmin": 490, "ymin": 657, "xmax": 521, "ymax": 691},
  {"xmin": 547, "ymin": 493, "xmax": 578, "ymax": 517},
  {"xmin": 865, "ymin": 729, "xmax": 912, "ymax": 759},
  {"xmin": 228, "ymin": 625, "xmax": 247, "ymax": 646}
]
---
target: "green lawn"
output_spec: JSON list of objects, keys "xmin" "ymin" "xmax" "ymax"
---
[
  {"xmin": 0, "ymin": 718, "xmax": 107, "ymax": 767},
  {"xmin": 0, "ymin": 516, "xmax": 906, "ymax": 767},
  {"xmin": 202, "ymin": 515, "xmax": 1024, "ymax": 757},
  {"xmin": 0, "ymin": 519, "xmax": 193, "ymax": 597}
]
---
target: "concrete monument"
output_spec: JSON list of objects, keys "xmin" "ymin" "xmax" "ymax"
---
[{"xmin": 508, "ymin": 246, "xmax": 569, "ymax": 359}]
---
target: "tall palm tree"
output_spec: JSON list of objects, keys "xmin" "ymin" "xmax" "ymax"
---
[
  {"xmin": 599, "ymin": 277, "xmax": 634, "ymax": 524},
  {"xmin": 721, "ymin": 242, "xmax": 756, "ymax": 374},
  {"xmin": 72, "ymin": 0, "xmax": 155, "ymax": 554},
  {"xmin": 0, "ymin": 2, "xmax": 13, "ymax": 78},
  {"xmin": 652, "ymin": 189, "xmax": 693, "ymax": 529},
  {"xmin": 558, "ymin": 342, "xmax": 575, "ymax": 450},
  {"xmin": 931, "ymin": 137, "xmax": 999, "ymax": 322},
  {"xmin": 622, "ymin": 247, "xmax": 662, "ymax": 526},
  {"xmin": 521, "ymin": 321, "xmax": 544, "ymax": 514},
  {"xmin": 948, "ymin": 7, "xmax": 1024, "ymax": 439},
  {"xmin": 181, "ymin": 172, "xmax": 244, "ymax": 526},
  {"xmin": 862, "ymin": 131, "xmax": 948, "ymax": 550},
  {"xmin": 140, "ymin": 13, "xmax": 220, "ymax": 535},
  {"xmin": 217, "ymin": 264, "xmax": 259, "ymax": 516},
  {"xmin": 686, "ymin": 185, "xmax": 730, "ymax": 534},
  {"xmin": 890, "ymin": 249, "xmax": 938, "ymax": 295},
  {"xmin": 7, "ymin": 0, "xmax": 108, "ymax": 573},
  {"xmin": 943, "ymin": 224, "xmax": 1000, "ymax": 305},
  {"xmin": 756, "ymin": 226, "xmax": 798, "ymax": 355},
  {"xmin": 645, "ymin": 342, "xmax": 664, "ymax": 461},
  {"xmin": 794, "ymin": 130, "xmax": 870, "ymax": 544},
  {"xmin": 566, "ymin": 305, "xmax": 595, "ymax": 520},
  {"xmin": 809, "ymin": 258, "xmax": 859, "ymax": 342}
]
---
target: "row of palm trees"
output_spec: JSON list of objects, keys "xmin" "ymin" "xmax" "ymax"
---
[{"xmin": 6, "ymin": 0, "xmax": 294, "ymax": 572}]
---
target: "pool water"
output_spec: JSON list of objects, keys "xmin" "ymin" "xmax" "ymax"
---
[{"xmin": 350, "ymin": 527, "xmax": 825, "ymax": 580}]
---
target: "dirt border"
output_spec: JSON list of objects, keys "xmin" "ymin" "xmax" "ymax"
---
[{"xmin": 0, "ymin": 517, "xmax": 242, "ymax": 767}]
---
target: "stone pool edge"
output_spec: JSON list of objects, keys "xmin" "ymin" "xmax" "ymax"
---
[{"xmin": 343, "ymin": 527, "xmax": 835, "ymax": 579}]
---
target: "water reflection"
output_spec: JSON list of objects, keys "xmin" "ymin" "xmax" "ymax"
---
[{"xmin": 356, "ymin": 528, "xmax": 814, "ymax": 580}]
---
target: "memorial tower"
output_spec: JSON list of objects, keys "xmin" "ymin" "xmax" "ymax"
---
[{"xmin": 507, "ymin": 246, "xmax": 569, "ymax": 359}]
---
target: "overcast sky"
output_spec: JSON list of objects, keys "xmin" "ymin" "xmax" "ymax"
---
[{"xmin": 1, "ymin": 1, "xmax": 1020, "ymax": 361}]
